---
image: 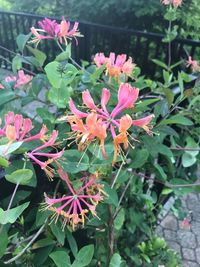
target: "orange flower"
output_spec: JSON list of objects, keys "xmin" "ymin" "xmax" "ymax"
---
[{"xmin": 113, "ymin": 115, "xmax": 132, "ymax": 165}]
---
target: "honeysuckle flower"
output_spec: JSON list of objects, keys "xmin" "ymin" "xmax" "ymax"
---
[
  {"xmin": 186, "ymin": 56, "xmax": 200, "ymax": 73},
  {"xmin": 5, "ymin": 75, "xmax": 17, "ymax": 83},
  {"xmin": 44, "ymin": 168, "xmax": 105, "ymax": 230},
  {"xmin": 3, "ymin": 70, "xmax": 32, "ymax": 89},
  {"xmin": 161, "ymin": 0, "xmax": 182, "ymax": 8},
  {"xmin": 94, "ymin": 52, "xmax": 135, "ymax": 83},
  {"xmin": 38, "ymin": 17, "xmax": 59, "ymax": 37},
  {"xmin": 14, "ymin": 70, "xmax": 33, "ymax": 89},
  {"xmin": 30, "ymin": 17, "xmax": 81, "ymax": 46},
  {"xmin": 27, "ymin": 130, "xmax": 64, "ymax": 179},
  {"xmin": 67, "ymin": 83, "xmax": 154, "ymax": 164},
  {"xmin": 0, "ymin": 112, "xmax": 47, "ymax": 143}
]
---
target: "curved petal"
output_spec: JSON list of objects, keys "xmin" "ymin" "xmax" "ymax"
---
[
  {"xmin": 101, "ymin": 88, "xmax": 110, "ymax": 113},
  {"xmin": 69, "ymin": 98, "xmax": 88, "ymax": 118},
  {"xmin": 132, "ymin": 114, "xmax": 154, "ymax": 133},
  {"xmin": 119, "ymin": 114, "xmax": 132, "ymax": 133},
  {"xmin": 82, "ymin": 90, "xmax": 98, "ymax": 110}
]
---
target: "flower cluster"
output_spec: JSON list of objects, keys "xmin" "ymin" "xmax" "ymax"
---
[
  {"xmin": 27, "ymin": 130, "xmax": 64, "ymax": 180},
  {"xmin": 30, "ymin": 17, "xmax": 82, "ymax": 46},
  {"xmin": 0, "ymin": 111, "xmax": 46, "ymax": 143},
  {"xmin": 0, "ymin": 112, "xmax": 64, "ymax": 178},
  {"xmin": 44, "ymin": 168, "xmax": 105, "ymax": 230},
  {"xmin": 94, "ymin": 52, "xmax": 135, "ymax": 83},
  {"xmin": 67, "ymin": 83, "xmax": 154, "ymax": 165},
  {"xmin": 0, "ymin": 70, "xmax": 33, "ymax": 89},
  {"xmin": 186, "ymin": 56, "xmax": 200, "ymax": 73},
  {"xmin": 161, "ymin": 0, "xmax": 182, "ymax": 8}
]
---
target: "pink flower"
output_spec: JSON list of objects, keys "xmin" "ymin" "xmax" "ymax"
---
[
  {"xmin": 0, "ymin": 83, "xmax": 4, "ymax": 89},
  {"xmin": 44, "ymin": 169, "xmax": 105, "ymax": 230},
  {"xmin": 186, "ymin": 56, "xmax": 200, "ymax": 73},
  {"xmin": 94, "ymin": 52, "xmax": 135, "ymax": 83},
  {"xmin": 161, "ymin": 0, "xmax": 182, "ymax": 8},
  {"xmin": 30, "ymin": 17, "xmax": 81, "ymax": 46},
  {"xmin": 0, "ymin": 112, "xmax": 47, "ymax": 143},
  {"xmin": 67, "ymin": 83, "xmax": 154, "ymax": 164},
  {"xmin": 14, "ymin": 70, "xmax": 33, "ymax": 89},
  {"xmin": 94, "ymin": 53, "xmax": 107, "ymax": 67},
  {"xmin": 5, "ymin": 76, "xmax": 17, "ymax": 83},
  {"xmin": 27, "ymin": 130, "xmax": 64, "ymax": 179},
  {"xmin": 38, "ymin": 18, "xmax": 59, "ymax": 37}
]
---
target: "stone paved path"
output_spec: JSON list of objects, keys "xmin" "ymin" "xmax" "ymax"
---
[{"xmin": 156, "ymin": 192, "xmax": 200, "ymax": 267}]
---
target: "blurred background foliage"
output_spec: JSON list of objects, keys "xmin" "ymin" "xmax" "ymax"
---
[{"xmin": 1, "ymin": 0, "xmax": 200, "ymax": 39}]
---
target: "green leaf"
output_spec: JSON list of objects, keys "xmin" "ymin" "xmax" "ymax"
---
[
  {"xmin": 134, "ymin": 98, "xmax": 160, "ymax": 113},
  {"xmin": 45, "ymin": 61, "xmax": 62, "ymax": 88},
  {"xmin": 163, "ymin": 88, "xmax": 174, "ymax": 107},
  {"xmin": 27, "ymin": 45, "xmax": 47, "ymax": 67},
  {"xmin": 0, "ymin": 90, "xmax": 15, "ymax": 106},
  {"xmin": 61, "ymin": 150, "xmax": 89, "ymax": 173},
  {"xmin": 66, "ymin": 229, "xmax": 78, "ymax": 258},
  {"xmin": 184, "ymin": 136, "xmax": 199, "ymax": 157},
  {"xmin": 5, "ymin": 160, "xmax": 37, "ymax": 187},
  {"xmin": 152, "ymin": 59, "xmax": 168, "ymax": 70},
  {"xmin": 16, "ymin": 33, "xmax": 31, "ymax": 52},
  {"xmin": 103, "ymin": 182, "xmax": 118, "ymax": 207},
  {"xmin": 130, "ymin": 149, "xmax": 149, "ymax": 168},
  {"xmin": 48, "ymin": 85, "xmax": 72, "ymax": 108},
  {"xmin": 114, "ymin": 208, "xmax": 125, "ymax": 230},
  {"xmin": 50, "ymin": 251, "xmax": 71, "ymax": 267},
  {"xmin": 0, "ymin": 141, "xmax": 23, "ymax": 157},
  {"xmin": 45, "ymin": 62, "xmax": 78, "ymax": 88},
  {"xmin": 50, "ymin": 222, "xmax": 65, "ymax": 245},
  {"xmin": 160, "ymin": 115, "xmax": 193, "ymax": 126},
  {"xmin": 5, "ymin": 169, "xmax": 33, "ymax": 185},
  {"xmin": 0, "ymin": 227, "xmax": 8, "ymax": 258},
  {"xmin": 109, "ymin": 253, "xmax": 122, "ymax": 267},
  {"xmin": 12, "ymin": 55, "xmax": 22, "ymax": 73},
  {"xmin": 37, "ymin": 107, "xmax": 55, "ymax": 123},
  {"xmin": 72, "ymin": 244, "xmax": 94, "ymax": 267},
  {"xmin": 0, "ymin": 157, "xmax": 9, "ymax": 167},
  {"xmin": 32, "ymin": 238, "xmax": 56, "ymax": 249},
  {"xmin": 161, "ymin": 188, "xmax": 173, "ymax": 195},
  {"xmin": 182, "ymin": 153, "xmax": 196, "ymax": 167},
  {"xmin": 154, "ymin": 164, "xmax": 167, "ymax": 180},
  {"xmin": 0, "ymin": 202, "xmax": 30, "ymax": 224}
]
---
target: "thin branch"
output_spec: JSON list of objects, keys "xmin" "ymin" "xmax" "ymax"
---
[
  {"xmin": 4, "ymin": 222, "xmax": 46, "ymax": 265},
  {"xmin": 113, "ymin": 175, "xmax": 133, "ymax": 220},
  {"xmin": 170, "ymin": 147, "xmax": 200, "ymax": 151}
]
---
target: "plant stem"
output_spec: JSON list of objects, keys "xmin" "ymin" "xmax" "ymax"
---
[
  {"xmin": 0, "ymin": 182, "xmax": 20, "ymax": 234},
  {"xmin": 168, "ymin": 20, "xmax": 172, "ymax": 69},
  {"xmin": 170, "ymin": 147, "xmax": 200, "ymax": 151},
  {"xmin": 113, "ymin": 175, "xmax": 133, "ymax": 220},
  {"xmin": 107, "ymin": 205, "xmax": 114, "ymax": 266},
  {"xmin": 4, "ymin": 222, "xmax": 46, "ymax": 264}
]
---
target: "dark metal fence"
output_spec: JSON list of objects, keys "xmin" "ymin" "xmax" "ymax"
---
[{"xmin": 1, "ymin": 10, "xmax": 200, "ymax": 77}]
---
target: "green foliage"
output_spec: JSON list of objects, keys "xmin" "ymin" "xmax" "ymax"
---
[{"xmin": 0, "ymin": 4, "xmax": 200, "ymax": 267}]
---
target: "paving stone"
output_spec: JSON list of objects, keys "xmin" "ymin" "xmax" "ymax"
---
[
  {"xmin": 182, "ymin": 261, "xmax": 199, "ymax": 267},
  {"xmin": 155, "ymin": 225, "xmax": 163, "ymax": 236},
  {"xmin": 166, "ymin": 241, "xmax": 181, "ymax": 254},
  {"xmin": 177, "ymin": 230, "xmax": 197, "ymax": 249},
  {"xmin": 163, "ymin": 229, "xmax": 177, "ymax": 241},
  {"xmin": 160, "ymin": 215, "xmax": 178, "ymax": 231},
  {"xmin": 196, "ymin": 235, "xmax": 200, "ymax": 246},
  {"xmin": 182, "ymin": 248, "xmax": 196, "ymax": 261},
  {"xmin": 191, "ymin": 221, "xmax": 200, "ymax": 235},
  {"xmin": 195, "ymin": 248, "xmax": 200, "ymax": 263}
]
